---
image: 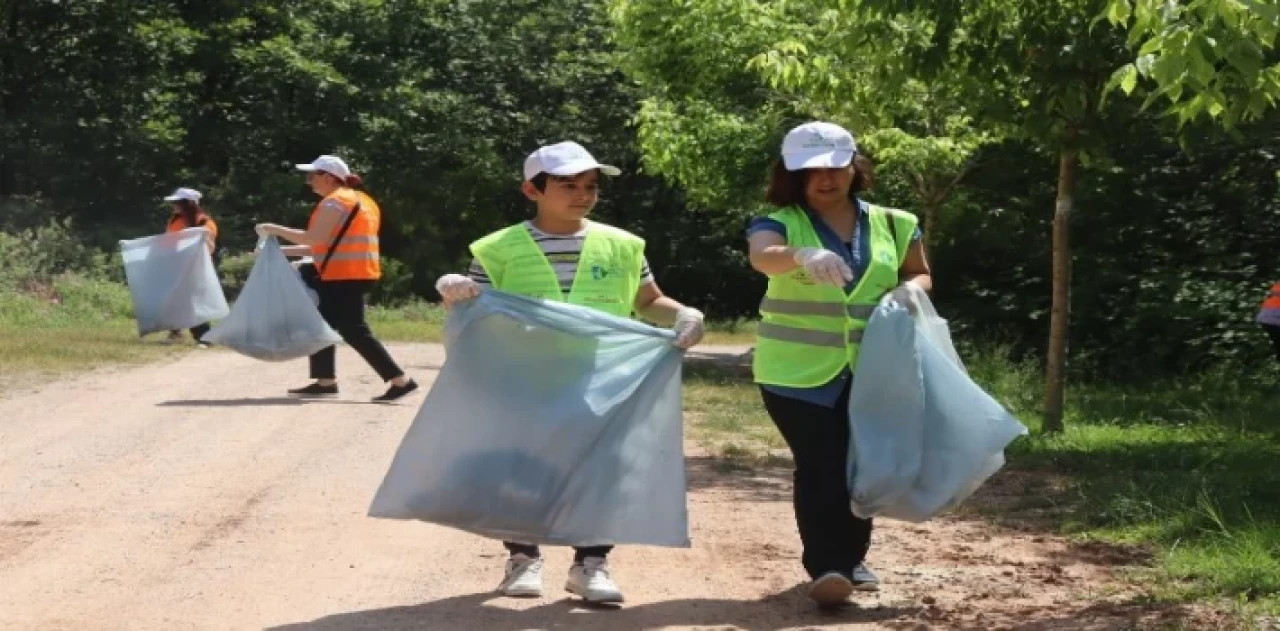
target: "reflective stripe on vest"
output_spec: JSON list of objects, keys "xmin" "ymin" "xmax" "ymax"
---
[
  {"xmin": 752, "ymin": 204, "xmax": 918, "ymax": 388},
  {"xmin": 310, "ymin": 189, "xmax": 382, "ymax": 281},
  {"xmin": 760, "ymin": 297, "xmax": 876, "ymax": 319},
  {"xmin": 469, "ymin": 221, "xmax": 645, "ymax": 319},
  {"xmin": 757, "ymin": 322, "xmax": 866, "ymax": 346}
]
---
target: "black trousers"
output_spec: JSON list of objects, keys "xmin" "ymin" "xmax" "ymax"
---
[
  {"xmin": 309, "ymin": 280, "xmax": 404, "ymax": 382},
  {"xmin": 503, "ymin": 542, "xmax": 613, "ymax": 564},
  {"xmin": 1265, "ymin": 323, "xmax": 1280, "ymax": 363},
  {"xmin": 761, "ymin": 385, "xmax": 872, "ymax": 581}
]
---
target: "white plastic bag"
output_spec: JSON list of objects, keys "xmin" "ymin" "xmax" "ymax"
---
[
  {"xmin": 898, "ymin": 283, "xmax": 964, "ymax": 371},
  {"xmin": 847, "ymin": 291, "xmax": 1027, "ymax": 522},
  {"xmin": 201, "ymin": 237, "xmax": 340, "ymax": 361},
  {"xmin": 120, "ymin": 227, "xmax": 229, "ymax": 336},
  {"xmin": 369, "ymin": 290, "xmax": 690, "ymax": 548}
]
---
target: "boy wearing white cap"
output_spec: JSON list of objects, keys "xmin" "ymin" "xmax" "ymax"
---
[{"xmin": 435, "ymin": 141, "xmax": 707, "ymax": 604}]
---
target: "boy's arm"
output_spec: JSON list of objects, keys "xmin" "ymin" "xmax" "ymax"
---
[
  {"xmin": 634, "ymin": 283, "xmax": 683, "ymax": 326},
  {"xmin": 635, "ymin": 282, "xmax": 705, "ymax": 349}
]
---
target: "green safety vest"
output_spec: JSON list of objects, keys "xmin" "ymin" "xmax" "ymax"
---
[
  {"xmin": 753, "ymin": 205, "xmax": 918, "ymax": 387},
  {"xmin": 470, "ymin": 221, "xmax": 645, "ymax": 318}
]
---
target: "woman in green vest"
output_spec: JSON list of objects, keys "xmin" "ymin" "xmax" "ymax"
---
[
  {"xmin": 746, "ymin": 121, "xmax": 933, "ymax": 607},
  {"xmin": 434, "ymin": 140, "xmax": 706, "ymax": 605}
]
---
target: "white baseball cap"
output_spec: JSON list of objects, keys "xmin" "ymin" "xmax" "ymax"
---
[
  {"xmin": 523, "ymin": 141, "xmax": 621, "ymax": 181},
  {"xmin": 781, "ymin": 122, "xmax": 858, "ymax": 171},
  {"xmin": 296, "ymin": 155, "xmax": 352, "ymax": 179},
  {"xmin": 163, "ymin": 187, "xmax": 202, "ymax": 203}
]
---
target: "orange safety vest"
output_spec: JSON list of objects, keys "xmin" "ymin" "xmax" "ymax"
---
[
  {"xmin": 167, "ymin": 213, "xmax": 218, "ymax": 241},
  {"xmin": 309, "ymin": 188, "xmax": 382, "ymax": 281},
  {"xmin": 1262, "ymin": 282, "xmax": 1280, "ymax": 311}
]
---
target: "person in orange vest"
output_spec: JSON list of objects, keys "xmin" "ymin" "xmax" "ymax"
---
[
  {"xmin": 255, "ymin": 155, "xmax": 418, "ymax": 403},
  {"xmin": 163, "ymin": 187, "xmax": 219, "ymax": 347},
  {"xmin": 1259, "ymin": 282, "xmax": 1280, "ymax": 362}
]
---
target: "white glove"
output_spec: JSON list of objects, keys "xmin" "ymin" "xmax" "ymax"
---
[
  {"xmin": 254, "ymin": 223, "xmax": 270, "ymax": 237},
  {"xmin": 435, "ymin": 273, "xmax": 481, "ymax": 302},
  {"xmin": 890, "ymin": 282, "xmax": 923, "ymax": 315},
  {"xmin": 793, "ymin": 247, "xmax": 853, "ymax": 287},
  {"xmin": 672, "ymin": 306, "xmax": 706, "ymax": 349}
]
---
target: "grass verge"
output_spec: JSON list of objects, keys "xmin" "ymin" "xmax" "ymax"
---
[
  {"xmin": 370, "ymin": 301, "xmax": 760, "ymax": 346},
  {"xmin": 682, "ymin": 346, "xmax": 1280, "ymax": 620},
  {"xmin": 0, "ymin": 277, "xmax": 188, "ymax": 389}
]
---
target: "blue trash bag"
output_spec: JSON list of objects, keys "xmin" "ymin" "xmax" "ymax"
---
[
  {"xmin": 201, "ymin": 237, "xmax": 340, "ymax": 361},
  {"xmin": 120, "ymin": 227, "xmax": 229, "ymax": 336},
  {"xmin": 368, "ymin": 289, "xmax": 690, "ymax": 548},
  {"xmin": 847, "ymin": 291, "xmax": 1027, "ymax": 522}
]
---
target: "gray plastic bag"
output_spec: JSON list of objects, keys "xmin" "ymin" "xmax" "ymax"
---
[
  {"xmin": 369, "ymin": 290, "xmax": 689, "ymax": 548},
  {"xmin": 120, "ymin": 227, "xmax": 229, "ymax": 336},
  {"xmin": 847, "ymin": 291, "xmax": 1028, "ymax": 522},
  {"xmin": 201, "ymin": 237, "xmax": 341, "ymax": 361}
]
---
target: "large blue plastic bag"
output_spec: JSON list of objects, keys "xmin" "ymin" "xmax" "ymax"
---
[
  {"xmin": 201, "ymin": 237, "xmax": 340, "ymax": 361},
  {"xmin": 368, "ymin": 290, "xmax": 690, "ymax": 548},
  {"xmin": 847, "ymin": 291, "xmax": 1027, "ymax": 522},
  {"xmin": 120, "ymin": 227, "xmax": 229, "ymax": 336}
]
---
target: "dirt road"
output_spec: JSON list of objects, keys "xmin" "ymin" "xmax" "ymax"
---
[{"xmin": 0, "ymin": 345, "xmax": 1194, "ymax": 630}]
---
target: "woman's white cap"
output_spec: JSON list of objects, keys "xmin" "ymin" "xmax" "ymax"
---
[
  {"xmin": 296, "ymin": 155, "xmax": 351, "ymax": 179},
  {"xmin": 781, "ymin": 122, "xmax": 858, "ymax": 171},
  {"xmin": 163, "ymin": 187, "xmax": 202, "ymax": 202},
  {"xmin": 523, "ymin": 141, "xmax": 621, "ymax": 181}
]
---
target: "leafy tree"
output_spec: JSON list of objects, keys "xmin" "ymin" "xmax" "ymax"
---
[{"xmin": 1103, "ymin": 0, "xmax": 1280, "ymax": 129}]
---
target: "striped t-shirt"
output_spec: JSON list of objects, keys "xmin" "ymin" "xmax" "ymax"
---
[{"xmin": 468, "ymin": 221, "xmax": 655, "ymax": 293}]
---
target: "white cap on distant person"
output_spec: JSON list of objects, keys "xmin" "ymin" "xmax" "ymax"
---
[
  {"xmin": 296, "ymin": 155, "xmax": 352, "ymax": 179},
  {"xmin": 523, "ymin": 141, "xmax": 621, "ymax": 181},
  {"xmin": 163, "ymin": 187, "xmax": 202, "ymax": 203},
  {"xmin": 781, "ymin": 122, "xmax": 858, "ymax": 171}
]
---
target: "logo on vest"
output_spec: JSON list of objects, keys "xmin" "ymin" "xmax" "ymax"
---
[
  {"xmin": 878, "ymin": 249, "xmax": 894, "ymax": 265},
  {"xmin": 591, "ymin": 264, "xmax": 618, "ymax": 281}
]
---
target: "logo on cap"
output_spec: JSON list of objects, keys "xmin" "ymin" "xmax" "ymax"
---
[{"xmin": 801, "ymin": 132, "xmax": 837, "ymax": 149}]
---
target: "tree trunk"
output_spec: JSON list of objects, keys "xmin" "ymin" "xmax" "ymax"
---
[{"xmin": 1043, "ymin": 149, "xmax": 1078, "ymax": 433}]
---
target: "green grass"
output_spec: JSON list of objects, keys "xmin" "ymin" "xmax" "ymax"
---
[
  {"xmin": 0, "ymin": 279, "xmax": 760, "ymax": 386},
  {"xmin": 681, "ymin": 346, "xmax": 1280, "ymax": 618},
  {"xmin": 369, "ymin": 300, "xmax": 760, "ymax": 346},
  {"xmin": 682, "ymin": 362, "xmax": 783, "ymax": 462},
  {"xmin": 0, "ymin": 276, "xmax": 188, "ymax": 388},
  {"xmin": 368, "ymin": 301, "xmax": 448, "ymax": 343}
]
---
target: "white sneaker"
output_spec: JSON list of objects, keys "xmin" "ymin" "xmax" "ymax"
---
[
  {"xmin": 498, "ymin": 553, "xmax": 544, "ymax": 598},
  {"xmin": 807, "ymin": 572, "xmax": 854, "ymax": 607},
  {"xmin": 565, "ymin": 557, "xmax": 624, "ymax": 604}
]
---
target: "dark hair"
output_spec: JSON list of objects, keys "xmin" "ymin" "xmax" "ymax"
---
[
  {"xmin": 319, "ymin": 171, "xmax": 363, "ymax": 189},
  {"xmin": 170, "ymin": 199, "xmax": 204, "ymax": 225},
  {"xmin": 527, "ymin": 170, "xmax": 600, "ymax": 193},
  {"xmin": 764, "ymin": 154, "xmax": 876, "ymax": 207}
]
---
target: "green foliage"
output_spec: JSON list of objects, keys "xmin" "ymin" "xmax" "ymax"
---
[
  {"xmin": 0, "ymin": 219, "xmax": 121, "ymax": 293},
  {"xmin": 1103, "ymin": 0, "xmax": 1280, "ymax": 129},
  {"xmin": 3, "ymin": 0, "xmax": 1279, "ymax": 369},
  {"xmin": 217, "ymin": 252, "xmax": 256, "ymax": 300}
]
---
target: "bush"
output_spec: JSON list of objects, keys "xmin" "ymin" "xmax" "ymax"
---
[
  {"xmin": 369, "ymin": 258, "xmax": 415, "ymax": 306},
  {"xmin": 0, "ymin": 219, "xmax": 120, "ymax": 294},
  {"xmin": 218, "ymin": 252, "xmax": 256, "ymax": 300},
  {"xmin": 218, "ymin": 251, "xmax": 414, "ymax": 306}
]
